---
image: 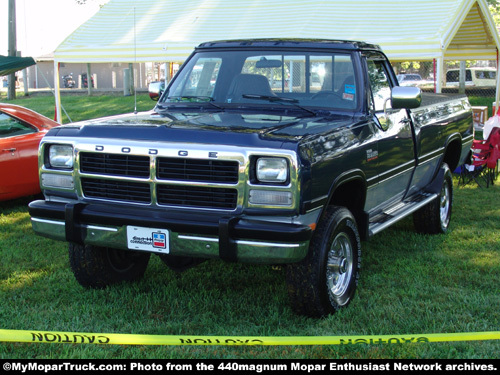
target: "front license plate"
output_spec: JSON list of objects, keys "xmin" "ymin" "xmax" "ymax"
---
[{"xmin": 126, "ymin": 226, "xmax": 170, "ymax": 253}]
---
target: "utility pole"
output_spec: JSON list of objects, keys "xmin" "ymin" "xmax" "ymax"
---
[{"xmin": 8, "ymin": 0, "xmax": 17, "ymax": 100}]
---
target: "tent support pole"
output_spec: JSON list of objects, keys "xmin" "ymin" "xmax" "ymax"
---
[
  {"xmin": 54, "ymin": 61, "xmax": 62, "ymax": 123},
  {"xmin": 495, "ymin": 48, "xmax": 500, "ymax": 116},
  {"xmin": 459, "ymin": 61, "xmax": 466, "ymax": 94},
  {"xmin": 87, "ymin": 63, "xmax": 93, "ymax": 95},
  {"xmin": 435, "ymin": 57, "xmax": 444, "ymax": 94},
  {"xmin": 433, "ymin": 59, "xmax": 436, "ymax": 93}
]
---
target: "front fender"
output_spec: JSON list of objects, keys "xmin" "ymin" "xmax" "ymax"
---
[{"xmin": 320, "ymin": 170, "xmax": 368, "ymax": 239}]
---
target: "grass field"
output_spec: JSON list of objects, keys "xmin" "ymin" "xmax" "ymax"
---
[
  {"xmin": 1, "ymin": 90, "xmax": 155, "ymax": 123},
  {"xmin": 0, "ymin": 93, "xmax": 499, "ymax": 359}
]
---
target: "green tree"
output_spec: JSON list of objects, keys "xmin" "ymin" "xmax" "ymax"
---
[{"xmin": 487, "ymin": 0, "xmax": 500, "ymax": 24}]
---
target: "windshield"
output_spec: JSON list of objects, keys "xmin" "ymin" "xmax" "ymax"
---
[{"xmin": 161, "ymin": 50, "xmax": 359, "ymax": 112}]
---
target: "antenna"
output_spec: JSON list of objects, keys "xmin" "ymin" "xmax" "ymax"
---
[{"xmin": 133, "ymin": 6, "xmax": 137, "ymax": 114}]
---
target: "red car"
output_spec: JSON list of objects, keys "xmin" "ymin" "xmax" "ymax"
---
[{"xmin": 0, "ymin": 103, "xmax": 59, "ymax": 201}]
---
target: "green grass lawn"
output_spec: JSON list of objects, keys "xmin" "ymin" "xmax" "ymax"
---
[
  {"xmin": 0, "ymin": 93, "xmax": 499, "ymax": 359},
  {"xmin": 1, "ymin": 90, "xmax": 155, "ymax": 122}
]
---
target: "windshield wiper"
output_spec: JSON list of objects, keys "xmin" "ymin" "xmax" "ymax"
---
[
  {"xmin": 241, "ymin": 94, "xmax": 317, "ymax": 116},
  {"xmin": 164, "ymin": 96, "xmax": 224, "ymax": 110},
  {"xmin": 242, "ymin": 94, "xmax": 298, "ymax": 103},
  {"xmin": 168, "ymin": 95, "xmax": 214, "ymax": 102}
]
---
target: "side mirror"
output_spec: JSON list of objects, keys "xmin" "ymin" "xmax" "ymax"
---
[
  {"xmin": 148, "ymin": 81, "xmax": 165, "ymax": 101},
  {"xmin": 391, "ymin": 86, "xmax": 422, "ymax": 109}
]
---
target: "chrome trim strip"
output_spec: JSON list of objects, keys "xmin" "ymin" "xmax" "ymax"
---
[
  {"xmin": 418, "ymin": 147, "xmax": 445, "ymax": 164},
  {"xmin": 377, "ymin": 159, "xmax": 415, "ymax": 183},
  {"xmin": 177, "ymin": 235, "xmax": 219, "ymax": 242},
  {"xmin": 31, "ymin": 218, "xmax": 120, "ymax": 233},
  {"xmin": 235, "ymin": 240, "xmax": 302, "ymax": 248},
  {"xmin": 310, "ymin": 195, "xmax": 328, "ymax": 204},
  {"xmin": 31, "ymin": 218, "xmax": 65, "ymax": 226},
  {"xmin": 305, "ymin": 205, "xmax": 324, "ymax": 214},
  {"xmin": 178, "ymin": 234, "xmax": 303, "ymax": 248},
  {"xmin": 462, "ymin": 134, "xmax": 474, "ymax": 142},
  {"xmin": 86, "ymin": 225, "xmax": 118, "ymax": 232}
]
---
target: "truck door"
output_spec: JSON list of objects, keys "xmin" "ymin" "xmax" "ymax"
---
[{"xmin": 364, "ymin": 54, "xmax": 416, "ymax": 210}]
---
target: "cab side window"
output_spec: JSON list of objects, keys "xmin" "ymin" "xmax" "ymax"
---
[{"xmin": 366, "ymin": 59, "xmax": 393, "ymax": 113}]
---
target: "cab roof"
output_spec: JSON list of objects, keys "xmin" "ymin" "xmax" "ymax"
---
[{"xmin": 196, "ymin": 39, "xmax": 383, "ymax": 52}]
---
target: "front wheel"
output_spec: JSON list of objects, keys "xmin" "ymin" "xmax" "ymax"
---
[
  {"xmin": 69, "ymin": 243, "xmax": 150, "ymax": 289},
  {"xmin": 413, "ymin": 163, "xmax": 453, "ymax": 234},
  {"xmin": 286, "ymin": 206, "xmax": 361, "ymax": 317}
]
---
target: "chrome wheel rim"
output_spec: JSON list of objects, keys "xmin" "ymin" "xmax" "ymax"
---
[
  {"xmin": 326, "ymin": 232, "xmax": 353, "ymax": 304},
  {"xmin": 440, "ymin": 180, "xmax": 451, "ymax": 228}
]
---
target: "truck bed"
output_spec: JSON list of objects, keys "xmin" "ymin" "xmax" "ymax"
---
[{"xmin": 420, "ymin": 92, "xmax": 468, "ymax": 107}]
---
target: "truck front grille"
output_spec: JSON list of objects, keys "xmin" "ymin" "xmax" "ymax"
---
[
  {"xmin": 157, "ymin": 185, "xmax": 237, "ymax": 209},
  {"xmin": 78, "ymin": 152, "xmax": 240, "ymax": 210},
  {"xmin": 80, "ymin": 152, "xmax": 150, "ymax": 178},
  {"xmin": 81, "ymin": 178, "xmax": 151, "ymax": 203},
  {"xmin": 157, "ymin": 157, "xmax": 238, "ymax": 183}
]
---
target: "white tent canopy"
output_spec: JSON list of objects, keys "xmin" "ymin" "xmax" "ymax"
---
[{"xmin": 53, "ymin": 0, "xmax": 500, "ymax": 122}]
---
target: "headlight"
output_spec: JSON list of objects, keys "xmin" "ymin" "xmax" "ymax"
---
[
  {"xmin": 256, "ymin": 157, "xmax": 288, "ymax": 184},
  {"xmin": 48, "ymin": 145, "xmax": 74, "ymax": 169}
]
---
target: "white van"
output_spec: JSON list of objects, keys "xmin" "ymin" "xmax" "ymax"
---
[{"xmin": 446, "ymin": 67, "xmax": 496, "ymax": 87}]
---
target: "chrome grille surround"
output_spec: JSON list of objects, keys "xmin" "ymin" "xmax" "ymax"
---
[{"xmin": 40, "ymin": 137, "xmax": 300, "ymax": 212}]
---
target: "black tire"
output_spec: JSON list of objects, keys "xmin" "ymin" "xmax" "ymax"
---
[
  {"xmin": 286, "ymin": 206, "xmax": 361, "ymax": 318},
  {"xmin": 68, "ymin": 243, "xmax": 150, "ymax": 289},
  {"xmin": 413, "ymin": 163, "xmax": 453, "ymax": 234},
  {"xmin": 158, "ymin": 254, "xmax": 205, "ymax": 272}
]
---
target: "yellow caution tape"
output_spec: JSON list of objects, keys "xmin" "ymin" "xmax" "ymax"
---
[{"xmin": 1, "ymin": 329, "xmax": 500, "ymax": 346}]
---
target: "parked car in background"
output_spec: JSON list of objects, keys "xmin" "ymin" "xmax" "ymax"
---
[
  {"xmin": 0, "ymin": 103, "xmax": 59, "ymax": 201},
  {"xmin": 446, "ymin": 67, "xmax": 496, "ymax": 87},
  {"xmin": 397, "ymin": 73, "xmax": 424, "ymax": 86},
  {"xmin": 148, "ymin": 81, "xmax": 165, "ymax": 100},
  {"xmin": 396, "ymin": 73, "xmax": 435, "ymax": 88}
]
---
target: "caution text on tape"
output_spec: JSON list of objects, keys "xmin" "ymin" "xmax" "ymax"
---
[{"xmin": 1, "ymin": 329, "xmax": 500, "ymax": 346}]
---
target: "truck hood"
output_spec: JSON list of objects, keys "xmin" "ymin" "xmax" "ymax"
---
[{"xmin": 47, "ymin": 110, "xmax": 355, "ymax": 150}]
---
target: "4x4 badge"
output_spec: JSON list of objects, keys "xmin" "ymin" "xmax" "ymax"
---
[{"xmin": 366, "ymin": 149, "xmax": 378, "ymax": 162}]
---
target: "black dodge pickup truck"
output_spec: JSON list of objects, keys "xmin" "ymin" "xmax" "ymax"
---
[{"xmin": 29, "ymin": 39, "xmax": 473, "ymax": 317}]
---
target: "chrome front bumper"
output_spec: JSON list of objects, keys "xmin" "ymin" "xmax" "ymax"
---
[{"xmin": 29, "ymin": 200, "xmax": 312, "ymax": 264}]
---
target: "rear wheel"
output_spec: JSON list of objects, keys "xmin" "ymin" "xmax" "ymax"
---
[
  {"xmin": 286, "ymin": 206, "xmax": 361, "ymax": 317},
  {"xmin": 413, "ymin": 163, "xmax": 453, "ymax": 234},
  {"xmin": 69, "ymin": 243, "xmax": 150, "ymax": 289}
]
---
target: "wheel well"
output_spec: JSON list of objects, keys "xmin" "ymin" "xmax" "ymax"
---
[
  {"xmin": 443, "ymin": 138, "xmax": 462, "ymax": 171},
  {"xmin": 327, "ymin": 179, "xmax": 368, "ymax": 240}
]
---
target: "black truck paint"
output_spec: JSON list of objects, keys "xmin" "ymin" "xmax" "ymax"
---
[{"xmin": 29, "ymin": 40, "xmax": 473, "ymax": 317}]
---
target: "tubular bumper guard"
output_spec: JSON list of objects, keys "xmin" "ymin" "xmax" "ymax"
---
[{"xmin": 28, "ymin": 200, "xmax": 312, "ymax": 264}]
